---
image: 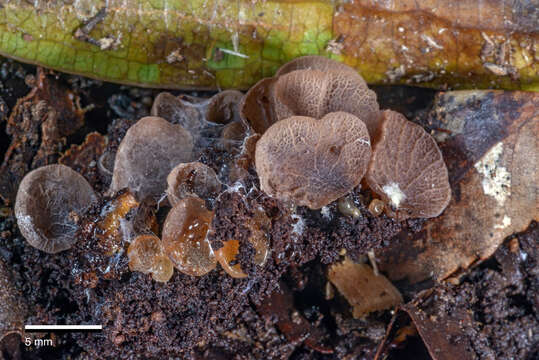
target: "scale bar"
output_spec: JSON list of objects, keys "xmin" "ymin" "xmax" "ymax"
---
[{"xmin": 25, "ymin": 325, "xmax": 102, "ymax": 332}]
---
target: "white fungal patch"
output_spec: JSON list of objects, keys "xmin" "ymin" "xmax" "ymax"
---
[
  {"xmin": 291, "ymin": 214, "xmax": 305, "ymax": 237},
  {"xmin": 494, "ymin": 215, "xmax": 512, "ymax": 230},
  {"xmin": 320, "ymin": 206, "xmax": 332, "ymax": 220},
  {"xmin": 474, "ymin": 142, "xmax": 511, "ymax": 206},
  {"xmin": 382, "ymin": 182, "xmax": 406, "ymax": 208}
]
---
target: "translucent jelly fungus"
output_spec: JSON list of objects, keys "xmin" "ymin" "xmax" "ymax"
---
[
  {"xmin": 15, "ymin": 164, "xmax": 96, "ymax": 253},
  {"xmin": 365, "ymin": 110, "xmax": 451, "ymax": 220},
  {"xmin": 240, "ymin": 56, "xmax": 379, "ymax": 137},
  {"xmin": 166, "ymin": 162, "xmax": 221, "ymax": 206},
  {"xmin": 215, "ymin": 207, "xmax": 270, "ymax": 278},
  {"xmin": 255, "ymin": 112, "xmax": 372, "ymax": 209},
  {"xmin": 110, "ymin": 116, "xmax": 194, "ymax": 202},
  {"xmin": 127, "ymin": 234, "xmax": 173, "ymax": 283},
  {"xmin": 162, "ymin": 197, "xmax": 216, "ymax": 276},
  {"xmin": 368, "ymin": 198, "xmax": 385, "ymax": 217},
  {"xmin": 99, "ymin": 191, "xmax": 139, "ymax": 255},
  {"xmin": 338, "ymin": 197, "xmax": 361, "ymax": 218}
]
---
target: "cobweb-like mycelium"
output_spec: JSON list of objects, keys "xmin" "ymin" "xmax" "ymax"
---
[{"xmin": 13, "ymin": 56, "xmax": 451, "ymax": 285}]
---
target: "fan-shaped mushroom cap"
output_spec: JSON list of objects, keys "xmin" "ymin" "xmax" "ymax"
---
[
  {"xmin": 365, "ymin": 110, "xmax": 451, "ymax": 220},
  {"xmin": 15, "ymin": 164, "xmax": 97, "ymax": 253},
  {"xmin": 271, "ymin": 69, "xmax": 380, "ymax": 137},
  {"xmin": 166, "ymin": 162, "xmax": 221, "ymax": 206},
  {"xmin": 162, "ymin": 197, "xmax": 216, "ymax": 276},
  {"xmin": 255, "ymin": 112, "xmax": 372, "ymax": 209},
  {"xmin": 275, "ymin": 55, "xmax": 359, "ymax": 77},
  {"xmin": 110, "ymin": 116, "xmax": 194, "ymax": 202},
  {"xmin": 240, "ymin": 56, "xmax": 379, "ymax": 136}
]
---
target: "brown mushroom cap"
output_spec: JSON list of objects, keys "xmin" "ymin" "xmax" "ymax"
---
[
  {"xmin": 240, "ymin": 56, "xmax": 379, "ymax": 136},
  {"xmin": 15, "ymin": 164, "xmax": 97, "ymax": 253},
  {"xmin": 274, "ymin": 55, "xmax": 359, "ymax": 77},
  {"xmin": 166, "ymin": 162, "xmax": 221, "ymax": 206},
  {"xmin": 239, "ymin": 77, "xmax": 277, "ymax": 134},
  {"xmin": 365, "ymin": 110, "xmax": 451, "ymax": 220},
  {"xmin": 271, "ymin": 69, "xmax": 380, "ymax": 137},
  {"xmin": 110, "ymin": 116, "xmax": 194, "ymax": 202},
  {"xmin": 152, "ymin": 90, "xmax": 242, "ymax": 135},
  {"xmin": 161, "ymin": 197, "xmax": 216, "ymax": 276},
  {"xmin": 255, "ymin": 112, "xmax": 372, "ymax": 209}
]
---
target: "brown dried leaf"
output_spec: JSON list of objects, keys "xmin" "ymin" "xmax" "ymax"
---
[
  {"xmin": 375, "ymin": 289, "xmax": 475, "ymax": 360},
  {"xmin": 328, "ymin": 258, "xmax": 403, "ymax": 318},
  {"xmin": 378, "ymin": 91, "xmax": 538, "ymax": 283}
]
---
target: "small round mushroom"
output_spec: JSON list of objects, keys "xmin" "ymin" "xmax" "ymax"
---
[
  {"xmin": 127, "ymin": 234, "xmax": 174, "ymax": 283},
  {"xmin": 271, "ymin": 69, "xmax": 380, "ymax": 137},
  {"xmin": 152, "ymin": 90, "xmax": 243, "ymax": 136},
  {"xmin": 365, "ymin": 110, "xmax": 451, "ymax": 220},
  {"xmin": 166, "ymin": 162, "xmax": 221, "ymax": 206},
  {"xmin": 15, "ymin": 164, "xmax": 97, "ymax": 253},
  {"xmin": 110, "ymin": 116, "xmax": 194, "ymax": 202},
  {"xmin": 255, "ymin": 112, "xmax": 372, "ymax": 209},
  {"xmin": 161, "ymin": 197, "xmax": 216, "ymax": 276}
]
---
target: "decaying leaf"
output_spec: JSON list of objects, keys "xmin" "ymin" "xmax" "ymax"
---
[
  {"xmin": 59, "ymin": 132, "xmax": 107, "ymax": 189},
  {"xmin": 258, "ymin": 282, "xmax": 333, "ymax": 354},
  {"xmin": 375, "ymin": 289, "xmax": 475, "ymax": 360},
  {"xmin": 328, "ymin": 258, "xmax": 403, "ymax": 318},
  {"xmin": 378, "ymin": 90, "xmax": 538, "ymax": 283},
  {"xmin": 0, "ymin": 69, "xmax": 85, "ymax": 204},
  {"xmin": 0, "ymin": 1, "xmax": 536, "ymax": 90}
]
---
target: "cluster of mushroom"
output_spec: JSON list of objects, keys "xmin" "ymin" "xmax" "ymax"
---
[
  {"xmin": 14, "ymin": 94, "xmax": 267, "ymax": 282},
  {"xmin": 14, "ymin": 56, "xmax": 451, "ymax": 284},
  {"xmin": 242, "ymin": 56, "xmax": 451, "ymax": 219}
]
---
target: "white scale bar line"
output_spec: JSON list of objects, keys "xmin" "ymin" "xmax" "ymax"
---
[{"xmin": 25, "ymin": 325, "xmax": 102, "ymax": 330}]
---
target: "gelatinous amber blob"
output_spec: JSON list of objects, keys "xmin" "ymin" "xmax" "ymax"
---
[
  {"xmin": 99, "ymin": 192, "xmax": 139, "ymax": 255},
  {"xmin": 215, "ymin": 208, "xmax": 270, "ymax": 278},
  {"xmin": 127, "ymin": 234, "xmax": 162, "ymax": 273},
  {"xmin": 162, "ymin": 197, "xmax": 217, "ymax": 276},
  {"xmin": 215, "ymin": 239, "xmax": 246, "ymax": 278},
  {"xmin": 368, "ymin": 199, "xmax": 385, "ymax": 217},
  {"xmin": 127, "ymin": 234, "xmax": 174, "ymax": 283},
  {"xmin": 151, "ymin": 255, "xmax": 174, "ymax": 283}
]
